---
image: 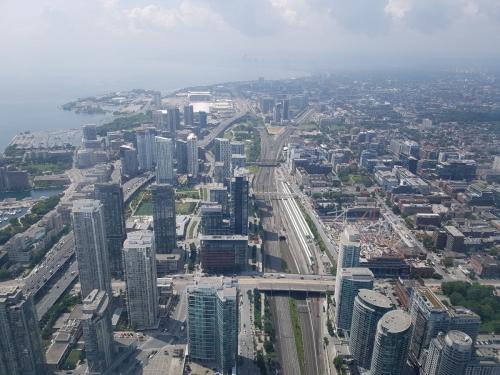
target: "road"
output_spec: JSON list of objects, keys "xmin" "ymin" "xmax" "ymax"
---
[{"xmin": 198, "ymin": 111, "xmax": 248, "ymax": 149}]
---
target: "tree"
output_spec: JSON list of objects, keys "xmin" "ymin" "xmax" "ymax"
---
[
  {"xmin": 333, "ymin": 356, "xmax": 343, "ymax": 370},
  {"xmin": 442, "ymin": 257, "xmax": 454, "ymax": 268}
]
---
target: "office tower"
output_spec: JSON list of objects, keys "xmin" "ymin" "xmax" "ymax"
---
[
  {"xmin": 230, "ymin": 141, "xmax": 245, "ymax": 155},
  {"xmin": 153, "ymin": 91, "xmax": 162, "ymax": 109},
  {"xmin": 82, "ymin": 290, "xmax": 113, "ymax": 375},
  {"xmin": 176, "ymin": 139, "xmax": 188, "ymax": 174},
  {"xmin": 0, "ymin": 286, "xmax": 46, "ymax": 375},
  {"xmin": 422, "ymin": 331, "xmax": 473, "ymax": 375},
  {"xmin": 334, "ymin": 267, "xmax": 374, "ymax": 331},
  {"xmin": 94, "ymin": 183, "xmax": 126, "ymax": 277},
  {"xmin": 230, "ymin": 168, "xmax": 249, "ymax": 235},
  {"xmin": 71, "ymin": 199, "xmax": 112, "ymax": 299},
  {"xmin": 208, "ymin": 183, "xmax": 229, "ymax": 215},
  {"xmin": 370, "ymin": 310, "xmax": 412, "ymax": 375},
  {"xmin": 282, "ymin": 98, "xmax": 290, "ymax": 121},
  {"xmin": 273, "ymin": 103, "xmax": 282, "ymax": 123},
  {"xmin": 199, "ymin": 111, "xmax": 207, "ymax": 128},
  {"xmin": 184, "ymin": 104, "xmax": 194, "ymax": 126},
  {"xmin": 83, "ymin": 124, "xmax": 98, "ymax": 141},
  {"xmin": 200, "ymin": 235, "xmax": 248, "ymax": 273},
  {"xmin": 200, "ymin": 204, "xmax": 226, "ymax": 235},
  {"xmin": 337, "ymin": 226, "xmax": 361, "ymax": 271},
  {"xmin": 151, "ymin": 184, "xmax": 177, "ymax": 253},
  {"xmin": 155, "ymin": 136, "xmax": 175, "ymax": 184},
  {"xmin": 119, "ymin": 145, "xmax": 139, "ymax": 179},
  {"xmin": 349, "ymin": 289, "xmax": 393, "ymax": 369},
  {"xmin": 187, "ymin": 133, "xmax": 199, "ymax": 177},
  {"xmin": 136, "ymin": 127, "xmax": 157, "ymax": 171},
  {"xmin": 187, "ymin": 278, "xmax": 238, "ymax": 374},
  {"xmin": 123, "ymin": 231, "xmax": 159, "ymax": 330},
  {"xmin": 259, "ymin": 97, "xmax": 275, "ymax": 113},
  {"xmin": 152, "ymin": 109, "xmax": 168, "ymax": 129},
  {"xmin": 215, "ymin": 138, "xmax": 232, "ymax": 180},
  {"xmin": 213, "ymin": 162, "xmax": 225, "ymax": 183},
  {"xmin": 166, "ymin": 106, "xmax": 180, "ymax": 136},
  {"xmin": 408, "ymin": 286, "xmax": 451, "ymax": 366}
]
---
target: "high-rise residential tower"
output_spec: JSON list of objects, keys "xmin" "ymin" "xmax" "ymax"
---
[
  {"xmin": 337, "ymin": 226, "xmax": 361, "ymax": 271},
  {"xmin": 123, "ymin": 231, "xmax": 159, "ymax": 330},
  {"xmin": 136, "ymin": 127, "xmax": 157, "ymax": 171},
  {"xmin": 334, "ymin": 267, "xmax": 374, "ymax": 331},
  {"xmin": 176, "ymin": 139, "xmax": 188, "ymax": 174},
  {"xmin": 71, "ymin": 199, "xmax": 112, "ymax": 299},
  {"xmin": 422, "ymin": 331, "xmax": 473, "ymax": 375},
  {"xmin": 166, "ymin": 106, "xmax": 180, "ymax": 136},
  {"xmin": 82, "ymin": 290, "xmax": 114, "ymax": 375},
  {"xmin": 370, "ymin": 310, "xmax": 412, "ymax": 375},
  {"xmin": 349, "ymin": 289, "xmax": 393, "ymax": 369},
  {"xmin": 94, "ymin": 183, "xmax": 126, "ymax": 277},
  {"xmin": 215, "ymin": 138, "xmax": 232, "ymax": 180},
  {"xmin": 0, "ymin": 286, "xmax": 46, "ymax": 375},
  {"xmin": 187, "ymin": 278, "xmax": 238, "ymax": 374},
  {"xmin": 155, "ymin": 136, "xmax": 175, "ymax": 184},
  {"xmin": 119, "ymin": 145, "xmax": 139, "ymax": 179},
  {"xmin": 187, "ymin": 133, "xmax": 199, "ymax": 177},
  {"xmin": 184, "ymin": 104, "xmax": 194, "ymax": 126},
  {"xmin": 83, "ymin": 124, "xmax": 98, "ymax": 141},
  {"xmin": 230, "ymin": 168, "xmax": 249, "ymax": 235},
  {"xmin": 151, "ymin": 184, "xmax": 177, "ymax": 253}
]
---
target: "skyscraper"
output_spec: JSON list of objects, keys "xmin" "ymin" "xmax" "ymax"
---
[
  {"xmin": 152, "ymin": 109, "xmax": 168, "ymax": 129},
  {"xmin": 334, "ymin": 267, "xmax": 374, "ymax": 331},
  {"xmin": 187, "ymin": 278, "xmax": 238, "ymax": 374},
  {"xmin": 184, "ymin": 104, "xmax": 194, "ymax": 126},
  {"xmin": 370, "ymin": 310, "xmax": 412, "ymax": 375},
  {"xmin": 282, "ymin": 98, "xmax": 290, "ymax": 121},
  {"xmin": 166, "ymin": 106, "xmax": 180, "ymax": 136},
  {"xmin": 151, "ymin": 184, "xmax": 177, "ymax": 253},
  {"xmin": 176, "ymin": 139, "xmax": 188, "ymax": 174},
  {"xmin": 71, "ymin": 199, "xmax": 112, "ymax": 299},
  {"xmin": 155, "ymin": 136, "xmax": 175, "ymax": 184},
  {"xmin": 408, "ymin": 286, "xmax": 451, "ymax": 366},
  {"xmin": 83, "ymin": 124, "xmax": 98, "ymax": 141},
  {"xmin": 337, "ymin": 226, "xmax": 361, "ymax": 271},
  {"xmin": 187, "ymin": 133, "xmax": 199, "ymax": 177},
  {"xmin": 422, "ymin": 331, "xmax": 473, "ymax": 375},
  {"xmin": 200, "ymin": 204, "xmax": 226, "ymax": 235},
  {"xmin": 349, "ymin": 289, "xmax": 393, "ymax": 369},
  {"xmin": 123, "ymin": 231, "xmax": 159, "ymax": 330},
  {"xmin": 82, "ymin": 290, "xmax": 113, "ymax": 375},
  {"xmin": 119, "ymin": 145, "xmax": 138, "ymax": 179},
  {"xmin": 200, "ymin": 235, "xmax": 248, "ymax": 273},
  {"xmin": 0, "ymin": 286, "xmax": 46, "ymax": 375},
  {"xmin": 230, "ymin": 168, "xmax": 249, "ymax": 235},
  {"xmin": 215, "ymin": 138, "xmax": 231, "ymax": 180},
  {"xmin": 94, "ymin": 183, "xmax": 126, "ymax": 277},
  {"xmin": 136, "ymin": 127, "xmax": 157, "ymax": 171},
  {"xmin": 199, "ymin": 111, "xmax": 207, "ymax": 129}
]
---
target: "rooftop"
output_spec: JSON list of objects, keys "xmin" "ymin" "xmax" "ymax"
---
[{"xmin": 379, "ymin": 310, "xmax": 411, "ymax": 334}]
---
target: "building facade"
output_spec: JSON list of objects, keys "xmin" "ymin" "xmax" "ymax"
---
[
  {"xmin": 200, "ymin": 235, "xmax": 248, "ymax": 274},
  {"xmin": 151, "ymin": 184, "xmax": 177, "ymax": 253},
  {"xmin": 155, "ymin": 136, "xmax": 175, "ymax": 184},
  {"xmin": 187, "ymin": 133, "xmax": 199, "ymax": 177},
  {"xmin": 123, "ymin": 231, "xmax": 159, "ymax": 330},
  {"xmin": 230, "ymin": 169, "xmax": 249, "ymax": 235},
  {"xmin": 71, "ymin": 199, "xmax": 112, "ymax": 299}
]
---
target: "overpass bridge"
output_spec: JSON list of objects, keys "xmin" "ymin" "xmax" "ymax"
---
[
  {"xmin": 123, "ymin": 173, "xmax": 155, "ymax": 204},
  {"xmin": 199, "ymin": 111, "xmax": 249, "ymax": 150},
  {"xmin": 247, "ymin": 159, "xmax": 280, "ymax": 167}
]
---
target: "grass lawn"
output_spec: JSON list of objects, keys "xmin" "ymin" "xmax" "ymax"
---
[
  {"xmin": 298, "ymin": 122, "xmax": 318, "ymax": 131},
  {"xmin": 289, "ymin": 298, "xmax": 305, "ymax": 375},
  {"xmin": 134, "ymin": 201, "xmax": 153, "ymax": 216},
  {"xmin": 176, "ymin": 201, "xmax": 197, "ymax": 215},
  {"xmin": 63, "ymin": 349, "xmax": 82, "ymax": 370}
]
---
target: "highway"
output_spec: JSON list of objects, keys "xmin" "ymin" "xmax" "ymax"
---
[{"xmin": 198, "ymin": 111, "xmax": 248, "ymax": 149}]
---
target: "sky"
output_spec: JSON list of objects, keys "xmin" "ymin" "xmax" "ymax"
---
[{"xmin": 1, "ymin": 0, "xmax": 500, "ymax": 93}]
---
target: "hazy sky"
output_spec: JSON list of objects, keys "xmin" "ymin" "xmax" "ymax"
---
[{"xmin": 1, "ymin": 0, "xmax": 500, "ymax": 92}]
